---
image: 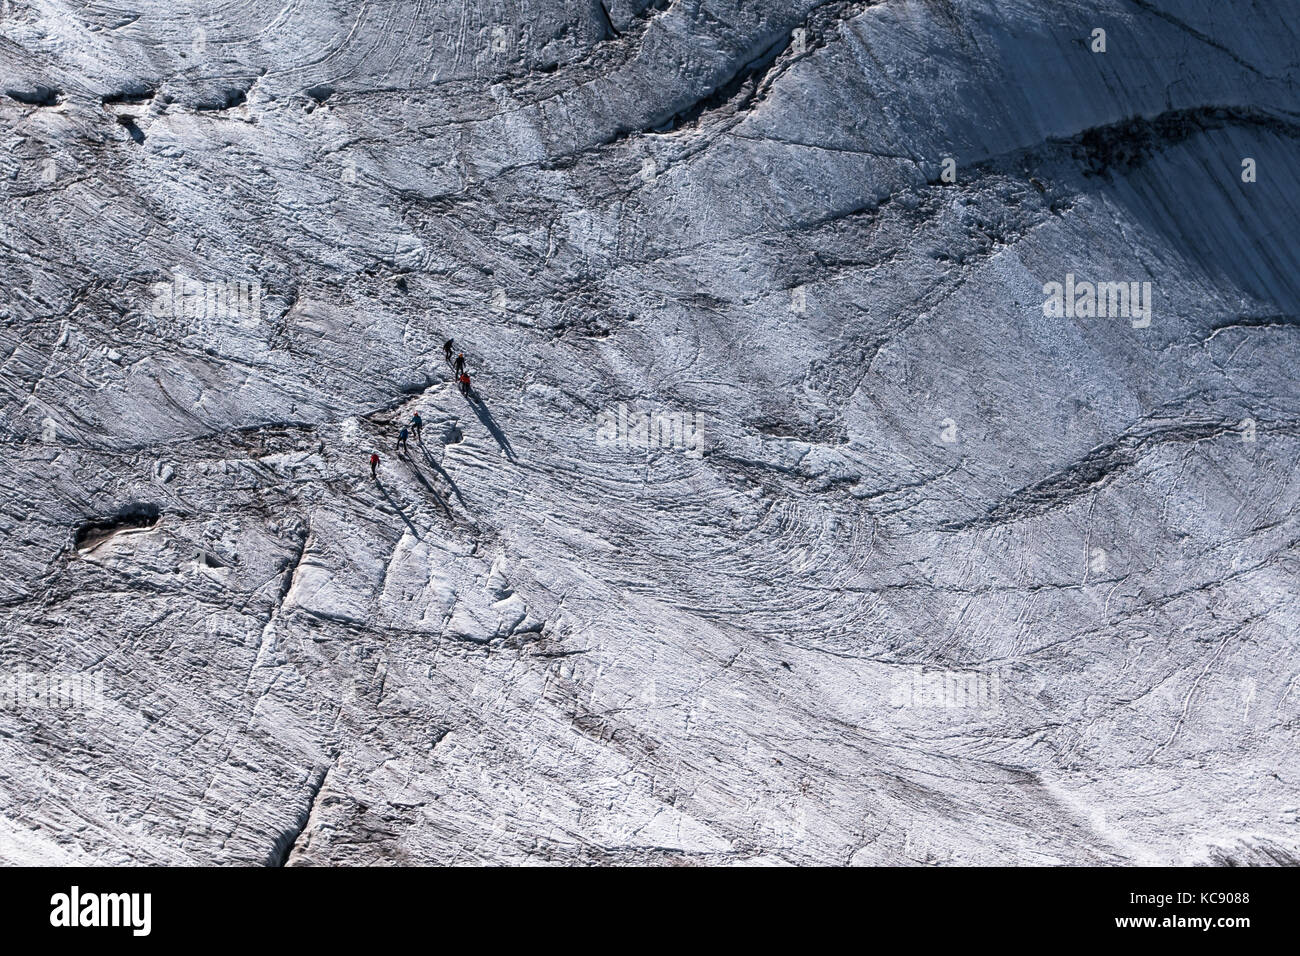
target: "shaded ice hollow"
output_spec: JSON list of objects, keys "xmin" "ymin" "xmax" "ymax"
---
[{"xmin": 0, "ymin": 0, "xmax": 1297, "ymax": 865}]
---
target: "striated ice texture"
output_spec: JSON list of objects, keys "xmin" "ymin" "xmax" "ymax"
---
[{"xmin": 0, "ymin": 1, "xmax": 1297, "ymax": 864}]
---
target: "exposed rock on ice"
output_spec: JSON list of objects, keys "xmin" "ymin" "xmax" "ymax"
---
[{"xmin": 0, "ymin": 0, "xmax": 1297, "ymax": 864}]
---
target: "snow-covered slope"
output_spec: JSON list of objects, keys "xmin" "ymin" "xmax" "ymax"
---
[{"xmin": 0, "ymin": 0, "xmax": 1297, "ymax": 864}]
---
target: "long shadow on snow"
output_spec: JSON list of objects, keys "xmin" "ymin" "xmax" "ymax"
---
[
  {"xmin": 464, "ymin": 391, "xmax": 517, "ymax": 463},
  {"xmin": 405, "ymin": 455, "xmax": 452, "ymax": 517},
  {"xmin": 375, "ymin": 478, "xmax": 421, "ymax": 539},
  {"xmin": 418, "ymin": 437, "xmax": 467, "ymax": 505}
]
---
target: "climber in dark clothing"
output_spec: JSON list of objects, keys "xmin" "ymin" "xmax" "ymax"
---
[
  {"xmin": 443, "ymin": 339, "xmax": 454, "ymax": 365},
  {"xmin": 454, "ymin": 352, "xmax": 466, "ymax": 376},
  {"xmin": 411, "ymin": 412, "xmax": 423, "ymax": 440},
  {"xmin": 370, "ymin": 452, "xmax": 379, "ymax": 479},
  {"xmin": 396, "ymin": 426, "xmax": 409, "ymax": 453}
]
